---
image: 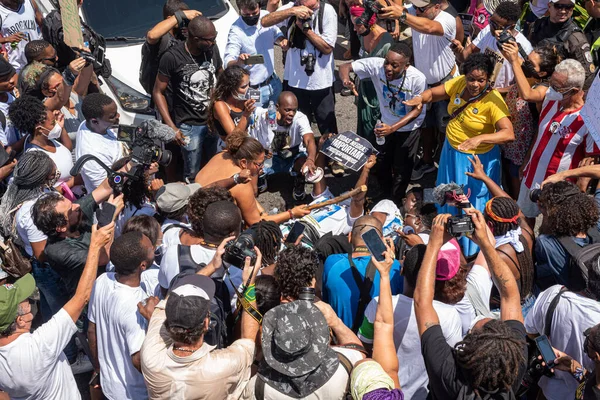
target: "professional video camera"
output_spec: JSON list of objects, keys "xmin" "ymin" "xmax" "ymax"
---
[
  {"xmin": 433, "ymin": 182, "xmax": 474, "ymax": 237},
  {"xmin": 359, "ymin": 0, "xmax": 395, "ymax": 33},
  {"xmin": 223, "ymin": 230, "xmax": 258, "ymax": 268}
]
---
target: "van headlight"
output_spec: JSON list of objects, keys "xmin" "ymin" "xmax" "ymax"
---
[{"xmin": 106, "ymin": 76, "xmax": 153, "ymax": 114}]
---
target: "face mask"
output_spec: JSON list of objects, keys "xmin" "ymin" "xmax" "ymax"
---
[
  {"xmin": 41, "ymin": 123, "xmax": 62, "ymax": 140},
  {"xmin": 242, "ymin": 15, "xmax": 260, "ymax": 26},
  {"xmin": 521, "ymin": 60, "xmax": 541, "ymax": 79},
  {"xmin": 546, "ymin": 86, "xmax": 568, "ymax": 101},
  {"xmin": 233, "ymin": 88, "xmax": 248, "ymax": 101}
]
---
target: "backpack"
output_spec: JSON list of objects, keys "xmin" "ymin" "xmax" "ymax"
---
[
  {"xmin": 558, "ymin": 230, "xmax": 600, "ymax": 291},
  {"xmin": 0, "ymin": 204, "xmax": 32, "ymax": 278},
  {"xmin": 139, "ymin": 34, "xmax": 179, "ymax": 95},
  {"xmin": 176, "ymin": 244, "xmax": 232, "ymax": 349}
]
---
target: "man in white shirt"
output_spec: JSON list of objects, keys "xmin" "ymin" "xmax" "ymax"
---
[
  {"xmin": 525, "ymin": 284, "xmax": 600, "ymax": 400},
  {"xmin": 75, "ymin": 93, "xmax": 125, "ymax": 193},
  {"xmin": 261, "ymin": 0, "xmax": 339, "ymax": 136},
  {"xmin": 0, "ymin": 222, "xmax": 114, "ymax": 400},
  {"xmin": 0, "ymin": 0, "xmax": 43, "ymax": 72},
  {"xmin": 358, "ymin": 244, "xmax": 463, "ymax": 400},
  {"xmin": 224, "ymin": 0, "xmax": 288, "ymax": 107},
  {"xmin": 379, "ymin": 0, "xmax": 458, "ymax": 180},
  {"xmin": 452, "ymin": 0, "xmax": 533, "ymax": 89},
  {"xmin": 88, "ymin": 231, "xmax": 156, "ymax": 400},
  {"xmin": 340, "ymin": 42, "xmax": 427, "ymax": 202},
  {"xmin": 249, "ymin": 91, "xmax": 317, "ymax": 200}
]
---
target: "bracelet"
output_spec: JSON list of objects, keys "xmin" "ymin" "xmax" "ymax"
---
[
  {"xmin": 399, "ymin": 9, "xmax": 407, "ymax": 23},
  {"xmin": 573, "ymin": 366, "xmax": 586, "ymax": 383},
  {"xmin": 288, "ymin": 209, "xmax": 294, "ymax": 220},
  {"xmin": 244, "ymin": 284, "xmax": 256, "ymax": 302},
  {"xmin": 233, "ymin": 173, "xmax": 240, "ymax": 184}
]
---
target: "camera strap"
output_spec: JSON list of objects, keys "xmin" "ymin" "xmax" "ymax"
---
[
  {"xmin": 544, "ymin": 286, "xmax": 568, "ymax": 338},
  {"xmin": 348, "ymin": 253, "xmax": 377, "ymax": 333}
]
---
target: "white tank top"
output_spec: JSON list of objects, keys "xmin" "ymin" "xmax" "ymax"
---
[{"xmin": 0, "ymin": 0, "xmax": 41, "ymax": 72}]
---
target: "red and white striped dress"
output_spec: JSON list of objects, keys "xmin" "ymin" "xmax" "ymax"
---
[{"xmin": 522, "ymin": 99, "xmax": 600, "ymax": 189}]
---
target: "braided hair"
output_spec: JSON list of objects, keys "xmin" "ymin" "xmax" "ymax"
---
[
  {"xmin": 485, "ymin": 197, "xmax": 534, "ymax": 301},
  {"xmin": 0, "ymin": 151, "xmax": 55, "ymax": 239},
  {"xmin": 249, "ymin": 221, "xmax": 282, "ymax": 266},
  {"xmin": 455, "ymin": 319, "xmax": 526, "ymax": 393}
]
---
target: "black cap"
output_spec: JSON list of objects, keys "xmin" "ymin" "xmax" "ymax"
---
[{"xmin": 165, "ymin": 274, "xmax": 215, "ymax": 331}]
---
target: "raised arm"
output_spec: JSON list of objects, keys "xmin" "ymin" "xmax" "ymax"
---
[
  {"xmin": 372, "ymin": 239, "xmax": 401, "ymax": 388},
  {"xmin": 350, "ymin": 155, "xmax": 376, "ymax": 218},
  {"xmin": 261, "ymin": 5, "xmax": 312, "ymax": 27},
  {"xmin": 543, "ymin": 163, "xmax": 600, "ymax": 186},
  {"xmin": 501, "ymin": 42, "xmax": 548, "ymax": 103},
  {"xmin": 146, "ymin": 10, "xmax": 202, "ymax": 44},
  {"xmin": 414, "ymin": 214, "xmax": 452, "ymax": 336},
  {"xmin": 63, "ymin": 223, "xmax": 115, "ymax": 322},
  {"xmin": 379, "ymin": 3, "xmax": 445, "ymax": 36}
]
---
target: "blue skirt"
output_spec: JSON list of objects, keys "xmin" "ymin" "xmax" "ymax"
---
[{"xmin": 436, "ymin": 139, "xmax": 501, "ymax": 257}]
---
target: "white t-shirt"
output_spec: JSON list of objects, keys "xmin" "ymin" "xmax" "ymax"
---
[
  {"xmin": 75, "ymin": 121, "xmax": 126, "ymax": 192},
  {"xmin": 88, "ymin": 273, "xmax": 149, "ymax": 400},
  {"xmin": 26, "ymin": 139, "xmax": 73, "ymax": 186},
  {"xmin": 359, "ymin": 294, "xmax": 463, "ymax": 400},
  {"xmin": 249, "ymin": 107, "xmax": 312, "ymax": 152},
  {"xmin": 409, "ymin": 7, "xmax": 457, "ymax": 85},
  {"xmin": 525, "ymin": 285, "xmax": 600, "ymax": 400},
  {"xmin": 0, "ymin": 308, "xmax": 80, "ymax": 400},
  {"xmin": 352, "ymin": 59, "xmax": 426, "ymax": 131},
  {"xmin": 453, "ymin": 264, "xmax": 493, "ymax": 335},
  {"xmin": 279, "ymin": 3, "xmax": 338, "ymax": 90},
  {"xmin": 472, "ymin": 26, "xmax": 533, "ymax": 89},
  {"xmin": 0, "ymin": 0, "xmax": 42, "ymax": 72},
  {"xmin": 16, "ymin": 197, "xmax": 46, "ymax": 257},
  {"xmin": 243, "ymin": 347, "xmax": 364, "ymax": 399},
  {"xmin": 158, "ymin": 244, "xmax": 243, "ymax": 306}
]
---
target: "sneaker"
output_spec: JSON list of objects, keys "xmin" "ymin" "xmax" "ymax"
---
[
  {"xmin": 257, "ymin": 174, "xmax": 268, "ymax": 193},
  {"xmin": 411, "ymin": 161, "xmax": 437, "ymax": 181},
  {"xmin": 330, "ymin": 161, "xmax": 345, "ymax": 177},
  {"xmin": 293, "ymin": 177, "xmax": 306, "ymax": 201},
  {"xmin": 70, "ymin": 352, "xmax": 94, "ymax": 375}
]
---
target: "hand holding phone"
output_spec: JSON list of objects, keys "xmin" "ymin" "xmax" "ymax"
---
[
  {"xmin": 244, "ymin": 54, "xmax": 265, "ymax": 65},
  {"xmin": 286, "ymin": 222, "xmax": 306, "ymax": 244},
  {"xmin": 96, "ymin": 203, "xmax": 116, "ymax": 228},
  {"xmin": 535, "ymin": 335, "xmax": 557, "ymax": 369},
  {"xmin": 361, "ymin": 228, "xmax": 387, "ymax": 262}
]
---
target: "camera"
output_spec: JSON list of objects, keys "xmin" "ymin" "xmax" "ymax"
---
[
  {"xmin": 301, "ymin": 18, "xmax": 311, "ymax": 31},
  {"xmin": 447, "ymin": 215, "xmax": 475, "ymax": 237},
  {"xmin": 223, "ymin": 232, "xmax": 257, "ymax": 268},
  {"xmin": 529, "ymin": 189, "xmax": 542, "ymax": 203},
  {"xmin": 301, "ymin": 51, "xmax": 315, "ymax": 76},
  {"xmin": 496, "ymin": 28, "xmax": 516, "ymax": 46},
  {"xmin": 128, "ymin": 123, "xmax": 172, "ymax": 168},
  {"xmin": 298, "ymin": 287, "xmax": 315, "ymax": 302},
  {"xmin": 359, "ymin": 0, "xmax": 394, "ymax": 32}
]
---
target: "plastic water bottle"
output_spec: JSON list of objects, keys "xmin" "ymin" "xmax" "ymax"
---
[
  {"xmin": 268, "ymin": 101, "xmax": 277, "ymax": 130},
  {"xmin": 375, "ymin": 120, "xmax": 385, "ymax": 145}
]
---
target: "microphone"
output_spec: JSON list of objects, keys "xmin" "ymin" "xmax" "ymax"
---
[
  {"xmin": 432, "ymin": 182, "xmax": 471, "ymax": 208},
  {"xmin": 139, "ymin": 120, "xmax": 177, "ymax": 143}
]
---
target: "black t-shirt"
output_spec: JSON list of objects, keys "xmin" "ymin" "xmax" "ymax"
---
[
  {"xmin": 421, "ymin": 320, "xmax": 528, "ymax": 400},
  {"xmin": 45, "ymin": 195, "xmax": 98, "ymax": 295},
  {"xmin": 157, "ymin": 41, "xmax": 223, "ymax": 126}
]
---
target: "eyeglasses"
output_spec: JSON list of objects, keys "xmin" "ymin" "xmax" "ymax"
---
[
  {"xmin": 489, "ymin": 19, "xmax": 513, "ymax": 31},
  {"xmin": 253, "ymin": 160, "xmax": 265, "ymax": 168},
  {"xmin": 415, "ymin": 4, "xmax": 433, "ymax": 12},
  {"xmin": 552, "ymin": 3, "xmax": 574, "ymax": 10},
  {"xmin": 550, "ymin": 85, "xmax": 575, "ymax": 94}
]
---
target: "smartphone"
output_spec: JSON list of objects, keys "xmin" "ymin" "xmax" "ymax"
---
[
  {"xmin": 246, "ymin": 88, "xmax": 261, "ymax": 101},
  {"xmin": 117, "ymin": 125, "xmax": 136, "ymax": 143},
  {"xmin": 286, "ymin": 221, "xmax": 305, "ymax": 244},
  {"xmin": 535, "ymin": 335, "xmax": 556, "ymax": 368},
  {"xmin": 362, "ymin": 228, "xmax": 387, "ymax": 262},
  {"xmin": 95, "ymin": 203, "xmax": 116, "ymax": 228},
  {"xmin": 423, "ymin": 188, "xmax": 435, "ymax": 204},
  {"xmin": 244, "ymin": 54, "xmax": 265, "ymax": 65},
  {"xmin": 96, "ymin": 45, "xmax": 105, "ymax": 66}
]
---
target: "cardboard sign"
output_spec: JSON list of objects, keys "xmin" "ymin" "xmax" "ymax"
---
[
  {"xmin": 582, "ymin": 71, "xmax": 600, "ymax": 146},
  {"xmin": 59, "ymin": 0, "xmax": 84, "ymax": 48},
  {"xmin": 320, "ymin": 131, "xmax": 378, "ymax": 172}
]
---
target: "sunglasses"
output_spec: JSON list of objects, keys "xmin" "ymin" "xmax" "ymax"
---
[
  {"xmin": 489, "ymin": 19, "xmax": 513, "ymax": 31},
  {"xmin": 415, "ymin": 3, "xmax": 434, "ymax": 12},
  {"xmin": 552, "ymin": 3, "xmax": 574, "ymax": 10}
]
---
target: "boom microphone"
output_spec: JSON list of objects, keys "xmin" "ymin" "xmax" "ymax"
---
[
  {"xmin": 432, "ymin": 182, "xmax": 471, "ymax": 208},
  {"xmin": 140, "ymin": 120, "xmax": 177, "ymax": 143}
]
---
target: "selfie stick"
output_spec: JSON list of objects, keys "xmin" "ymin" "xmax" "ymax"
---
[{"xmin": 306, "ymin": 185, "xmax": 367, "ymax": 211}]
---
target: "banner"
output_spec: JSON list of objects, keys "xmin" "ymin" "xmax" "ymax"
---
[
  {"xmin": 582, "ymin": 71, "xmax": 600, "ymax": 146},
  {"xmin": 320, "ymin": 131, "xmax": 378, "ymax": 172},
  {"xmin": 59, "ymin": 0, "xmax": 84, "ymax": 48}
]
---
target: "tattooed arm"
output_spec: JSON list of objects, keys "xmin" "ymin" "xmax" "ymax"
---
[
  {"xmin": 464, "ymin": 209, "xmax": 524, "ymax": 323},
  {"xmin": 415, "ymin": 214, "xmax": 453, "ymax": 336}
]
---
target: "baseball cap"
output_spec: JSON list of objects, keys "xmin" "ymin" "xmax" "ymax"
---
[
  {"xmin": 165, "ymin": 274, "xmax": 214, "ymax": 331},
  {"xmin": 155, "ymin": 183, "xmax": 201, "ymax": 213},
  {"xmin": 436, "ymin": 239, "xmax": 461, "ymax": 281},
  {"xmin": 409, "ymin": 0, "xmax": 440, "ymax": 9},
  {"xmin": 0, "ymin": 274, "xmax": 35, "ymax": 332}
]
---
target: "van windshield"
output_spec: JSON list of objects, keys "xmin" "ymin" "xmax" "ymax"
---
[{"xmin": 81, "ymin": 0, "xmax": 229, "ymax": 41}]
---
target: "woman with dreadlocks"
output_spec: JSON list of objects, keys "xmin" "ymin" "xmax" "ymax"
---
[
  {"xmin": 415, "ymin": 209, "xmax": 527, "ymax": 399},
  {"xmin": 248, "ymin": 220, "xmax": 282, "ymax": 275},
  {"xmin": 466, "ymin": 154, "xmax": 536, "ymax": 316}
]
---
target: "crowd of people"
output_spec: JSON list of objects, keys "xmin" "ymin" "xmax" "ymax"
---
[{"xmin": 0, "ymin": 0, "xmax": 600, "ymax": 398}]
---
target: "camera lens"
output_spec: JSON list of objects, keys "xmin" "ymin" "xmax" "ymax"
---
[
  {"xmin": 159, "ymin": 149, "xmax": 172, "ymax": 167},
  {"xmin": 298, "ymin": 287, "xmax": 315, "ymax": 302},
  {"xmin": 529, "ymin": 189, "xmax": 542, "ymax": 203}
]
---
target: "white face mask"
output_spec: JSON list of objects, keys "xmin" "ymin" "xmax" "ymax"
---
[
  {"xmin": 545, "ymin": 87, "xmax": 563, "ymax": 101},
  {"xmin": 233, "ymin": 89, "xmax": 247, "ymax": 102},
  {"xmin": 41, "ymin": 123, "xmax": 62, "ymax": 140}
]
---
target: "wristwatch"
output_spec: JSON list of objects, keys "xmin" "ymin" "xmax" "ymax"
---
[
  {"xmin": 399, "ymin": 9, "xmax": 407, "ymax": 23},
  {"xmin": 233, "ymin": 173, "xmax": 241, "ymax": 184}
]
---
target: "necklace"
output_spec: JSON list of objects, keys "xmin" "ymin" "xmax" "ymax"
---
[
  {"xmin": 173, "ymin": 346, "xmax": 197, "ymax": 353},
  {"xmin": 184, "ymin": 42, "xmax": 207, "ymax": 68}
]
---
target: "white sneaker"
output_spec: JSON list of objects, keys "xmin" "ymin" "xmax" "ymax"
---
[{"xmin": 70, "ymin": 353, "xmax": 94, "ymax": 375}]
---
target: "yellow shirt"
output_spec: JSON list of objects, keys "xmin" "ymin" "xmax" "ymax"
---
[{"xmin": 444, "ymin": 75, "xmax": 510, "ymax": 154}]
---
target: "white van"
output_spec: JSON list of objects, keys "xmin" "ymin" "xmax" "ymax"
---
[{"xmin": 36, "ymin": 0, "xmax": 239, "ymax": 126}]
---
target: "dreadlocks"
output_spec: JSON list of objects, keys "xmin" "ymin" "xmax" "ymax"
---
[
  {"xmin": 455, "ymin": 319, "xmax": 526, "ymax": 393},
  {"xmin": 0, "ymin": 151, "xmax": 55, "ymax": 239},
  {"xmin": 250, "ymin": 221, "xmax": 282, "ymax": 266}
]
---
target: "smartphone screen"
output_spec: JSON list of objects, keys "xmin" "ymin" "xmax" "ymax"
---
[
  {"xmin": 96, "ymin": 46, "xmax": 105, "ymax": 65},
  {"xmin": 286, "ymin": 222, "xmax": 305, "ymax": 243},
  {"xmin": 117, "ymin": 125, "xmax": 136, "ymax": 143},
  {"xmin": 362, "ymin": 229, "xmax": 387, "ymax": 262},
  {"xmin": 95, "ymin": 203, "xmax": 116, "ymax": 228},
  {"xmin": 535, "ymin": 335, "xmax": 556, "ymax": 367},
  {"xmin": 244, "ymin": 54, "xmax": 265, "ymax": 65},
  {"xmin": 423, "ymin": 188, "xmax": 435, "ymax": 204}
]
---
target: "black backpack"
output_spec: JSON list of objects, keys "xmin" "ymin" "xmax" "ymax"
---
[
  {"xmin": 558, "ymin": 229, "xmax": 600, "ymax": 291},
  {"xmin": 175, "ymin": 244, "xmax": 233, "ymax": 349},
  {"xmin": 139, "ymin": 34, "xmax": 179, "ymax": 95}
]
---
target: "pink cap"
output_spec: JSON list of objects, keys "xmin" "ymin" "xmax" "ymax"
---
[{"xmin": 436, "ymin": 239, "xmax": 461, "ymax": 281}]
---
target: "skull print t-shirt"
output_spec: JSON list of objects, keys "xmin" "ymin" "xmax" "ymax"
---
[{"xmin": 158, "ymin": 41, "xmax": 223, "ymax": 126}]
